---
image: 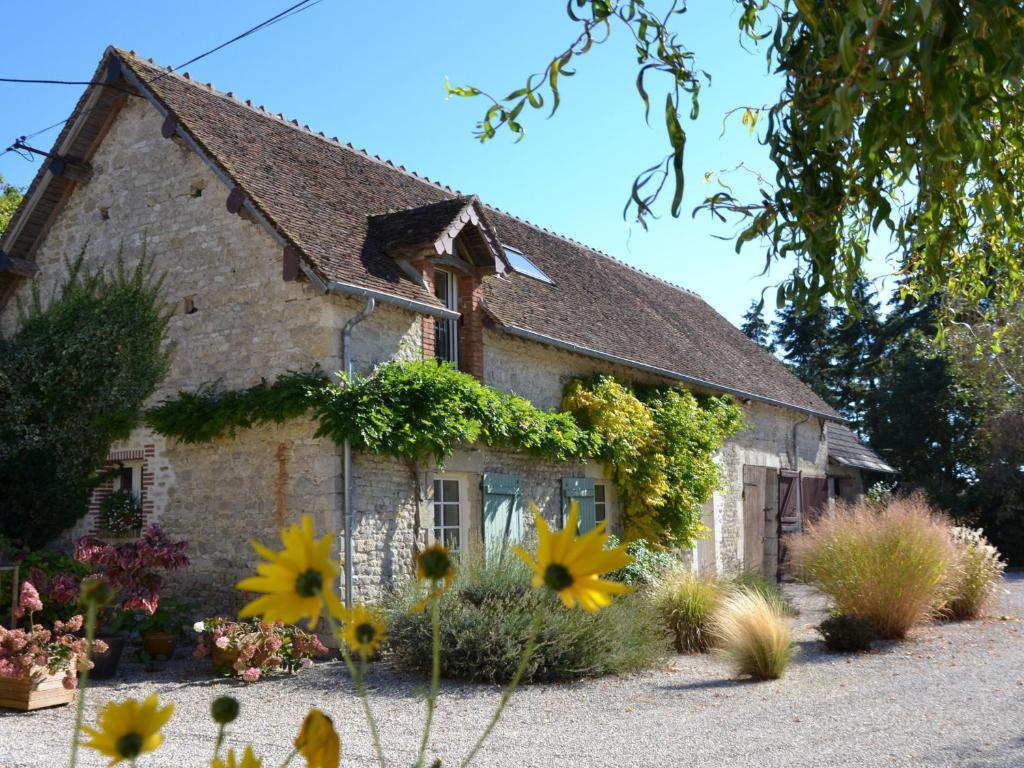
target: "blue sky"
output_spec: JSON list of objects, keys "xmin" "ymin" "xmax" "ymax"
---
[{"xmin": 0, "ymin": 1, "xmax": 892, "ymax": 325}]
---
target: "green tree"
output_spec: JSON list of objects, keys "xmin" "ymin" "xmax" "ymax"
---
[
  {"xmin": 0, "ymin": 174, "xmax": 22, "ymax": 235},
  {"xmin": 771, "ymin": 301, "xmax": 837, "ymax": 406},
  {"xmin": 0, "ymin": 254, "xmax": 169, "ymax": 547},
  {"xmin": 739, "ymin": 299, "xmax": 773, "ymax": 351},
  {"xmin": 451, "ymin": 1, "xmax": 1024, "ymax": 325},
  {"xmin": 829, "ymin": 280, "xmax": 883, "ymax": 432}
]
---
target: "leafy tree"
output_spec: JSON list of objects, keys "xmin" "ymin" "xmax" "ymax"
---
[
  {"xmin": 0, "ymin": 174, "xmax": 22, "ymax": 235},
  {"xmin": 739, "ymin": 299, "xmax": 773, "ymax": 351},
  {"xmin": 451, "ymin": 1, "xmax": 1024, "ymax": 325},
  {"xmin": 829, "ymin": 280, "xmax": 883, "ymax": 432},
  {"xmin": 0, "ymin": 254, "xmax": 169, "ymax": 547}
]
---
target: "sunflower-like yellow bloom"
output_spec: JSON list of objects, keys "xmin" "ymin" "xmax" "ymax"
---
[
  {"xmin": 237, "ymin": 515, "xmax": 345, "ymax": 628},
  {"xmin": 342, "ymin": 603, "xmax": 387, "ymax": 659},
  {"xmin": 294, "ymin": 709, "xmax": 341, "ymax": 768},
  {"xmin": 514, "ymin": 500, "xmax": 633, "ymax": 612},
  {"xmin": 412, "ymin": 543, "xmax": 456, "ymax": 612},
  {"xmin": 212, "ymin": 746, "xmax": 262, "ymax": 768},
  {"xmin": 80, "ymin": 694, "xmax": 174, "ymax": 766}
]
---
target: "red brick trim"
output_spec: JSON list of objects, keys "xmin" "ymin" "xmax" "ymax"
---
[
  {"xmin": 458, "ymin": 273, "xmax": 484, "ymax": 380},
  {"xmin": 86, "ymin": 445, "xmax": 156, "ymax": 536},
  {"xmin": 412, "ymin": 259, "xmax": 437, "ymax": 360}
]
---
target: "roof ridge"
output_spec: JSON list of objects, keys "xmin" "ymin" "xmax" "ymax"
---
[
  {"xmin": 368, "ymin": 195, "xmax": 475, "ymax": 219},
  {"xmin": 483, "ymin": 203, "xmax": 701, "ymax": 300},
  {"xmin": 120, "ymin": 48, "xmax": 701, "ymax": 302},
  {"xmin": 116, "ymin": 47, "xmax": 466, "ymax": 199}
]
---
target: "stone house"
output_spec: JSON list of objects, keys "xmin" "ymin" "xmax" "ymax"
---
[{"xmin": 0, "ymin": 48, "xmax": 892, "ymax": 610}]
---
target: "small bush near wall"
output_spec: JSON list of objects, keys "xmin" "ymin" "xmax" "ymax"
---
[
  {"xmin": 384, "ymin": 553, "xmax": 670, "ymax": 683},
  {"xmin": 652, "ymin": 570, "xmax": 720, "ymax": 653},
  {"xmin": 605, "ymin": 537, "xmax": 678, "ymax": 587},
  {"xmin": 789, "ymin": 494, "xmax": 956, "ymax": 639},
  {"xmin": 817, "ymin": 614, "xmax": 876, "ymax": 653}
]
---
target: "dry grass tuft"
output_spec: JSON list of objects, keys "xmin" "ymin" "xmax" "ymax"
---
[
  {"xmin": 712, "ymin": 590, "xmax": 793, "ymax": 680},
  {"xmin": 652, "ymin": 570, "xmax": 721, "ymax": 653},
  {"xmin": 789, "ymin": 494, "xmax": 955, "ymax": 639}
]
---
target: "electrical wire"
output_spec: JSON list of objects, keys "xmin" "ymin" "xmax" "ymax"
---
[{"xmin": 0, "ymin": 0, "xmax": 323, "ymax": 159}]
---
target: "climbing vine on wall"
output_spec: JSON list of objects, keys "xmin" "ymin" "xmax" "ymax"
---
[
  {"xmin": 562, "ymin": 376, "xmax": 745, "ymax": 547},
  {"xmin": 146, "ymin": 361, "xmax": 743, "ymax": 546}
]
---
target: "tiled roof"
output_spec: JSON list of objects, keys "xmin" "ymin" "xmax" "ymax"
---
[
  {"xmin": 827, "ymin": 423, "xmax": 896, "ymax": 473},
  {"xmin": 2, "ymin": 47, "xmax": 840, "ymax": 419}
]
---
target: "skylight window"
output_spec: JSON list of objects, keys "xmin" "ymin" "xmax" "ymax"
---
[{"xmin": 502, "ymin": 245, "xmax": 554, "ymax": 285}]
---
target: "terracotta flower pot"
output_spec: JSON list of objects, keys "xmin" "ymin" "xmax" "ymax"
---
[
  {"xmin": 0, "ymin": 663, "xmax": 76, "ymax": 711},
  {"xmin": 141, "ymin": 631, "xmax": 178, "ymax": 660},
  {"xmin": 212, "ymin": 646, "xmax": 241, "ymax": 676}
]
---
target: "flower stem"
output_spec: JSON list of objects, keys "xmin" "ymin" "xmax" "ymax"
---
[
  {"xmin": 213, "ymin": 723, "xmax": 226, "ymax": 760},
  {"xmin": 278, "ymin": 747, "xmax": 297, "ymax": 767},
  {"xmin": 320, "ymin": 593, "xmax": 386, "ymax": 768},
  {"xmin": 459, "ymin": 602, "xmax": 544, "ymax": 768},
  {"xmin": 414, "ymin": 593, "xmax": 442, "ymax": 768},
  {"xmin": 68, "ymin": 601, "xmax": 97, "ymax": 768}
]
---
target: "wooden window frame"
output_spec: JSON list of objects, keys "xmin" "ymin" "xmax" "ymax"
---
[
  {"xmin": 433, "ymin": 268, "xmax": 459, "ymax": 365},
  {"xmin": 432, "ymin": 475, "xmax": 467, "ymax": 553}
]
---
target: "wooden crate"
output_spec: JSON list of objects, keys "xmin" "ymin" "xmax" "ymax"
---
[{"xmin": 0, "ymin": 665, "xmax": 76, "ymax": 711}]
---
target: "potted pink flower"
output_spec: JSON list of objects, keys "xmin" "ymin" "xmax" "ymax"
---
[
  {"xmin": 0, "ymin": 581, "xmax": 106, "ymax": 711},
  {"xmin": 193, "ymin": 618, "xmax": 327, "ymax": 682}
]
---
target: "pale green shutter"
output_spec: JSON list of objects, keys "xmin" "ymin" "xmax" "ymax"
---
[
  {"xmin": 482, "ymin": 473, "xmax": 523, "ymax": 554},
  {"xmin": 561, "ymin": 477, "xmax": 596, "ymax": 532}
]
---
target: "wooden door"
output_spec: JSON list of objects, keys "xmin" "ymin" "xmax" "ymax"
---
[
  {"xmin": 777, "ymin": 470, "xmax": 801, "ymax": 579},
  {"xmin": 742, "ymin": 465, "xmax": 768, "ymax": 573}
]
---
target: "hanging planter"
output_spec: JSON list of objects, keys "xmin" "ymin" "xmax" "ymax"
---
[{"xmin": 0, "ymin": 662, "xmax": 76, "ymax": 711}]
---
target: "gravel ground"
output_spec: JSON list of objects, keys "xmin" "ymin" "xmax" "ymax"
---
[{"xmin": 2, "ymin": 574, "xmax": 1023, "ymax": 768}]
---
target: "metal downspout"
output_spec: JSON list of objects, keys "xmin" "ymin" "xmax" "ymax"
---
[{"xmin": 341, "ymin": 297, "xmax": 376, "ymax": 608}]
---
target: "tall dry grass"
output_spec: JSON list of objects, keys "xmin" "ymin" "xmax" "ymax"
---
[
  {"xmin": 652, "ymin": 570, "xmax": 721, "ymax": 653},
  {"xmin": 712, "ymin": 590, "xmax": 793, "ymax": 680},
  {"xmin": 789, "ymin": 494, "xmax": 955, "ymax": 639},
  {"xmin": 943, "ymin": 526, "xmax": 1006, "ymax": 620}
]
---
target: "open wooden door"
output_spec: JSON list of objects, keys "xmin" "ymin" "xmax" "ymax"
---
[{"xmin": 777, "ymin": 470, "xmax": 801, "ymax": 580}]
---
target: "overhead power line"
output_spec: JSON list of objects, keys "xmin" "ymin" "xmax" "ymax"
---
[{"xmin": 1, "ymin": 0, "xmax": 324, "ymax": 160}]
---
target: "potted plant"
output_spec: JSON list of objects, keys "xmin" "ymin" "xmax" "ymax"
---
[
  {"xmin": 134, "ymin": 597, "xmax": 192, "ymax": 660},
  {"xmin": 69, "ymin": 526, "xmax": 189, "ymax": 678},
  {"xmin": 193, "ymin": 618, "xmax": 328, "ymax": 682},
  {"xmin": 97, "ymin": 489, "xmax": 144, "ymax": 540},
  {"xmin": 0, "ymin": 581, "xmax": 105, "ymax": 711}
]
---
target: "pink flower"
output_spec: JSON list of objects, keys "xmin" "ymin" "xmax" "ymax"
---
[
  {"xmin": 15, "ymin": 581, "xmax": 43, "ymax": 619},
  {"xmin": 266, "ymin": 637, "xmax": 283, "ymax": 653},
  {"xmin": 0, "ymin": 659, "xmax": 19, "ymax": 678},
  {"xmin": 62, "ymin": 674, "xmax": 77, "ymax": 690},
  {"xmin": 241, "ymin": 667, "xmax": 261, "ymax": 683},
  {"xmin": 215, "ymin": 636, "xmax": 230, "ymax": 650}
]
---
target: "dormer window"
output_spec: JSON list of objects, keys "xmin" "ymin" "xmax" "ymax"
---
[{"xmin": 434, "ymin": 268, "xmax": 459, "ymax": 364}]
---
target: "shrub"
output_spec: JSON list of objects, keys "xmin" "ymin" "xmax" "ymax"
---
[
  {"xmin": 943, "ymin": 526, "xmax": 1006, "ymax": 620},
  {"xmin": 817, "ymin": 613, "xmax": 875, "ymax": 653},
  {"xmin": 384, "ymin": 552, "xmax": 670, "ymax": 683},
  {"xmin": 789, "ymin": 495, "xmax": 955, "ymax": 639},
  {"xmin": 712, "ymin": 590, "xmax": 793, "ymax": 680},
  {"xmin": 0, "ymin": 254, "xmax": 169, "ymax": 547},
  {"xmin": 97, "ymin": 489, "xmax": 144, "ymax": 536},
  {"xmin": 729, "ymin": 569, "xmax": 797, "ymax": 617},
  {"xmin": 193, "ymin": 618, "xmax": 328, "ymax": 682},
  {"xmin": 0, "ymin": 539, "xmax": 93, "ymax": 626},
  {"xmin": 606, "ymin": 536, "xmax": 678, "ymax": 587},
  {"xmin": 652, "ymin": 570, "xmax": 720, "ymax": 652}
]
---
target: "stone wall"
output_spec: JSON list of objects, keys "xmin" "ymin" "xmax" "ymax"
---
[{"xmin": 0, "ymin": 95, "xmax": 420, "ymax": 613}]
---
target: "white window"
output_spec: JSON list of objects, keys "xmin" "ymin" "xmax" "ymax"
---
[
  {"xmin": 594, "ymin": 483, "xmax": 607, "ymax": 524},
  {"xmin": 433, "ymin": 477, "xmax": 465, "ymax": 552},
  {"xmin": 112, "ymin": 463, "xmax": 142, "ymax": 500},
  {"xmin": 433, "ymin": 269, "xmax": 459, "ymax": 365}
]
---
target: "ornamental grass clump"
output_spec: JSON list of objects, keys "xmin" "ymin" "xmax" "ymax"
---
[
  {"xmin": 712, "ymin": 590, "xmax": 793, "ymax": 681},
  {"xmin": 789, "ymin": 494, "xmax": 955, "ymax": 639},
  {"xmin": 651, "ymin": 569, "xmax": 720, "ymax": 653},
  {"xmin": 943, "ymin": 526, "xmax": 1006, "ymax": 621}
]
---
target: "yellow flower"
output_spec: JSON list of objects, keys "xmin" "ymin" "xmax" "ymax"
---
[
  {"xmin": 342, "ymin": 603, "xmax": 386, "ymax": 659},
  {"xmin": 80, "ymin": 694, "xmax": 174, "ymax": 766},
  {"xmin": 514, "ymin": 500, "xmax": 633, "ymax": 613},
  {"xmin": 212, "ymin": 746, "xmax": 262, "ymax": 768},
  {"xmin": 413, "ymin": 543, "xmax": 456, "ymax": 612},
  {"xmin": 237, "ymin": 515, "xmax": 345, "ymax": 628},
  {"xmin": 294, "ymin": 709, "xmax": 340, "ymax": 768}
]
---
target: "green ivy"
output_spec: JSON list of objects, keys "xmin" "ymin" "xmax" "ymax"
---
[{"xmin": 146, "ymin": 361, "xmax": 742, "ymax": 545}]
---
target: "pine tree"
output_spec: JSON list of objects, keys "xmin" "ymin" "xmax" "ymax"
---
[
  {"xmin": 830, "ymin": 280, "xmax": 883, "ymax": 432},
  {"xmin": 771, "ymin": 301, "xmax": 837, "ymax": 406},
  {"xmin": 739, "ymin": 300, "xmax": 773, "ymax": 351}
]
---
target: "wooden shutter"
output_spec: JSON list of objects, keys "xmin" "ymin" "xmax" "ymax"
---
[
  {"xmin": 801, "ymin": 476, "xmax": 830, "ymax": 523},
  {"xmin": 482, "ymin": 473, "xmax": 523, "ymax": 553},
  {"xmin": 562, "ymin": 477, "xmax": 596, "ymax": 532}
]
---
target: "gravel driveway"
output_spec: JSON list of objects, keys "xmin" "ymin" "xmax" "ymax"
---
[{"xmin": 2, "ymin": 574, "xmax": 1023, "ymax": 768}]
